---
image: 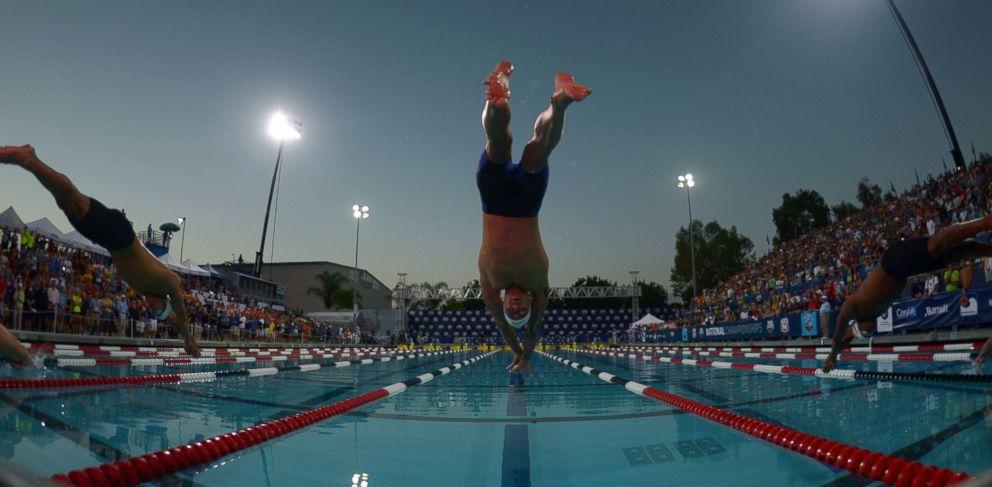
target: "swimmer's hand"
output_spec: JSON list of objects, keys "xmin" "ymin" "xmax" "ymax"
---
[
  {"xmin": 506, "ymin": 353, "xmax": 522, "ymax": 372},
  {"xmin": 1, "ymin": 349, "xmax": 34, "ymax": 369},
  {"xmin": 184, "ymin": 337, "xmax": 201, "ymax": 358},
  {"xmin": 821, "ymin": 355, "xmax": 837, "ymax": 373},
  {"xmin": 510, "ymin": 356, "xmax": 533, "ymax": 375}
]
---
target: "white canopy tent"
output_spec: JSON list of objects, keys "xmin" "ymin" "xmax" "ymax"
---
[
  {"xmin": 63, "ymin": 230, "xmax": 111, "ymax": 257},
  {"xmin": 0, "ymin": 206, "xmax": 26, "ymax": 230},
  {"xmin": 25, "ymin": 217, "xmax": 66, "ymax": 241},
  {"xmin": 157, "ymin": 253, "xmax": 189, "ymax": 274},
  {"xmin": 630, "ymin": 313, "xmax": 668, "ymax": 331},
  {"xmin": 181, "ymin": 258, "xmax": 211, "ymax": 277}
]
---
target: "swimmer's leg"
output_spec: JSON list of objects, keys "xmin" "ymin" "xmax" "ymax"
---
[
  {"xmin": 519, "ymin": 72, "xmax": 591, "ymax": 174},
  {"xmin": 0, "ymin": 145, "xmax": 90, "ymax": 220},
  {"xmin": 928, "ymin": 216, "xmax": 992, "ymax": 256},
  {"xmin": 482, "ymin": 60, "xmax": 514, "ymax": 164}
]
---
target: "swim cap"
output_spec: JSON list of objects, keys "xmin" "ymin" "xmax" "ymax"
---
[
  {"xmin": 151, "ymin": 294, "xmax": 173, "ymax": 321},
  {"xmin": 505, "ymin": 309, "xmax": 531, "ymax": 330}
]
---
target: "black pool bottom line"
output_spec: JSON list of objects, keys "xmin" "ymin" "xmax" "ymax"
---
[{"xmin": 503, "ymin": 367, "xmax": 531, "ymax": 487}]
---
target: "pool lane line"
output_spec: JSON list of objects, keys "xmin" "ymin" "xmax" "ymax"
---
[
  {"xmin": 49, "ymin": 351, "xmax": 497, "ymax": 487},
  {"xmin": 43, "ymin": 348, "xmax": 396, "ymax": 368},
  {"xmin": 503, "ymin": 367, "xmax": 531, "ymax": 487},
  {"xmin": 628, "ymin": 342, "xmax": 982, "ymax": 354},
  {"xmin": 539, "ymin": 351, "xmax": 973, "ymax": 487},
  {"xmin": 39, "ymin": 351, "xmax": 468, "ymax": 417},
  {"xmin": 620, "ymin": 346, "xmax": 975, "ymax": 364},
  {"xmin": 822, "ymin": 401, "xmax": 992, "ymax": 487},
  {"xmin": 2, "ymin": 350, "xmax": 452, "ymax": 390},
  {"xmin": 579, "ymin": 348, "xmax": 992, "ymax": 385},
  {"xmin": 44, "ymin": 346, "xmax": 386, "ymax": 358},
  {"xmin": 29, "ymin": 342, "xmax": 389, "ymax": 353}
]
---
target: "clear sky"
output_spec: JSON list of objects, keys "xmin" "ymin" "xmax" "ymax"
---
[{"xmin": 2, "ymin": 0, "xmax": 990, "ymax": 293}]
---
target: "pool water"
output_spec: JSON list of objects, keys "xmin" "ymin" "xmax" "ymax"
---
[{"xmin": 1, "ymin": 346, "xmax": 990, "ymax": 486}]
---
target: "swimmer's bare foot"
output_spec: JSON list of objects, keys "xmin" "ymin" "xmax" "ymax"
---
[
  {"xmin": 0, "ymin": 145, "xmax": 37, "ymax": 168},
  {"xmin": 485, "ymin": 60, "xmax": 514, "ymax": 105},
  {"xmin": 551, "ymin": 72, "xmax": 591, "ymax": 108}
]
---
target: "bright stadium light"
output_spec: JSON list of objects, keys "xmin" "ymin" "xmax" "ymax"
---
[{"xmin": 267, "ymin": 112, "xmax": 302, "ymax": 141}]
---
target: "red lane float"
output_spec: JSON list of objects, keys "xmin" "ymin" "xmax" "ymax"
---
[
  {"xmin": 541, "ymin": 351, "xmax": 973, "ymax": 487},
  {"xmin": 49, "ymin": 351, "xmax": 496, "ymax": 486}
]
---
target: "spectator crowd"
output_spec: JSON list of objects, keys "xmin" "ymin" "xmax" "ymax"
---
[
  {"xmin": 681, "ymin": 153, "xmax": 992, "ymax": 327},
  {"xmin": 0, "ymin": 227, "xmax": 384, "ymax": 345}
]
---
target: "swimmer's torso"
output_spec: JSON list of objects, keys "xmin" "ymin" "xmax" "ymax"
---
[{"xmin": 478, "ymin": 214, "xmax": 549, "ymax": 292}]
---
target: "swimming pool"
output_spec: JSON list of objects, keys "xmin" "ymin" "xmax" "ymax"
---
[{"xmin": 1, "ymin": 342, "xmax": 989, "ymax": 486}]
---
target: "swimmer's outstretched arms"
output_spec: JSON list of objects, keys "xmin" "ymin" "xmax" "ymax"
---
[
  {"xmin": 0, "ymin": 145, "xmax": 200, "ymax": 357},
  {"xmin": 476, "ymin": 60, "xmax": 590, "ymax": 375}
]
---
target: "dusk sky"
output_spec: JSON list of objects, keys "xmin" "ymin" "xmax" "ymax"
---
[{"xmin": 2, "ymin": 0, "xmax": 990, "ymax": 294}]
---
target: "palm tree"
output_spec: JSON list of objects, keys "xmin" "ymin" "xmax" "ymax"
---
[{"xmin": 307, "ymin": 271, "xmax": 360, "ymax": 310}]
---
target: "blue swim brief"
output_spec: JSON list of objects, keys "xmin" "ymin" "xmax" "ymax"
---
[{"xmin": 476, "ymin": 150, "xmax": 549, "ymax": 217}]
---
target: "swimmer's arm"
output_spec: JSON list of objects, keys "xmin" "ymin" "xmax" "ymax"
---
[
  {"xmin": 824, "ymin": 313, "xmax": 849, "ymax": 371},
  {"xmin": 520, "ymin": 289, "xmax": 549, "ymax": 358},
  {"xmin": 976, "ymin": 337, "xmax": 992, "ymax": 368},
  {"xmin": 0, "ymin": 325, "xmax": 33, "ymax": 367},
  {"xmin": 481, "ymin": 280, "xmax": 523, "ymax": 355}
]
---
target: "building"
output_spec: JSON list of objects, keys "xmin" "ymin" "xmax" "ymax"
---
[{"xmin": 245, "ymin": 261, "xmax": 393, "ymax": 313}]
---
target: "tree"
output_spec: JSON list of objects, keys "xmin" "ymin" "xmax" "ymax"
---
[
  {"xmin": 831, "ymin": 201, "xmax": 859, "ymax": 221},
  {"xmin": 569, "ymin": 275, "xmax": 623, "ymax": 309},
  {"xmin": 771, "ymin": 189, "xmax": 830, "ymax": 245},
  {"xmin": 856, "ymin": 177, "xmax": 883, "ymax": 209},
  {"xmin": 670, "ymin": 220, "xmax": 754, "ymax": 303},
  {"xmin": 638, "ymin": 280, "xmax": 668, "ymax": 307},
  {"xmin": 306, "ymin": 271, "xmax": 358, "ymax": 310}
]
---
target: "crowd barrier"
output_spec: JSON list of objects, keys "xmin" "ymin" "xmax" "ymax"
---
[{"xmin": 0, "ymin": 309, "xmax": 364, "ymax": 345}]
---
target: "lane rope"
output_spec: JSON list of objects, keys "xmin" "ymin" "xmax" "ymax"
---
[
  {"xmin": 621, "ymin": 346, "xmax": 974, "ymax": 363},
  {"xmin": 0, "ymin": 350, "xmax": 452, "ymax": 389},
  {"xmin": 628, "ymin": 342, "xmax": 982, "ymax": 353},
  {"xmin": 575, "ymin": 348, "xmax": 991, "ymax": 385},
  {"xmin": 49, "ymin": 351, "xmax": 497, "ymax": 487},
  {"xmin": 36, "ymin": 345, "xmax": 386, "ymax": 358},
  {"xmin": 43, "ymin": 349, "xmax": 394, "ymax": 368},
  {"xmin": 540, "ymin": 351, "xmax": 972, "ymax": 487}
]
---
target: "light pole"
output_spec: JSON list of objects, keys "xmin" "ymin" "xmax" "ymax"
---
[
  {"xmin": 885, "ymin": 0, "xmax": 964, "ymax": 170},
  {"xmin": 254, "ymin": 112, "xmax": 301, "ymax": 278},
  {"xmin": 352, "ymin": 204, "xmax": 370, "ymax": 328},
  {"xmin": 676, "ymin": 173, "xmax": 697, "ymax": 324},
  {"xmin": 177, "ymin": 217, "xmax": 187, "ymax": 262}
]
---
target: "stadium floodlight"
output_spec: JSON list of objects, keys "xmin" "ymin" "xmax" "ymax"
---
[
  {"xmin": 676, "ymin": 173, "xmax": 697, "ymax": 324},
  {"xmin": 177, "ymin": 216, "xmax": 187, "ymax": 262},
  {"xmin": 254, "ymin": 111, "xmax": 302, "ymax": 278},
  {"xmin": 267, "ymin": 112, "xmax": 302, "ymax": 141},
  {"xmin": 352, "ymin": 203, "xmax": 371, "ymax": 327}
]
